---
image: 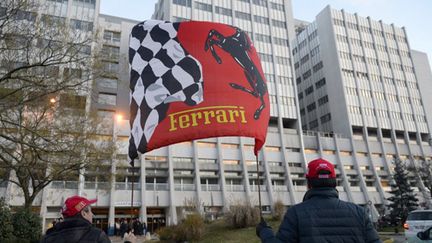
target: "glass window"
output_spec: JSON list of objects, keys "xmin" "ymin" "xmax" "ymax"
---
[
  {"xmin": 98, "ymin": 78, "xmax": 117, "ymax": 89},
  {"xmin": 98, "ymin": 93, "xmax": 116, "ymax": 105}
]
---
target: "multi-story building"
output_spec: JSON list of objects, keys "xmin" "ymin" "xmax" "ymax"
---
[
  {"xmin": 2, "ymin": 0, "xmax": 432, "ymax": 236},
  {"xmin": 292, "ymin": 3, "xmax": 432, "ymax": 214}
]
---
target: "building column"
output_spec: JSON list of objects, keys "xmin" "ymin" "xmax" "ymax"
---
[
  {"xmin": 108, "ymin": 160, "xmax": 116, "ymax": 236},
  {"xmin": 139, "ymin": 155, "xmax": 147, "ymax": 224},
  {"xmin": 167, "ymin": 146, "xmax": 177, "ymax": 225}
]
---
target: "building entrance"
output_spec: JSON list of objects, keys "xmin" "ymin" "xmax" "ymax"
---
[{"xmin": 147, "ymin": 208, "xmax": 166, "ymax": 233}]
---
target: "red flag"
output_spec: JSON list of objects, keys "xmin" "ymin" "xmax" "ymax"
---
[{"xmin": 129, "ymin": 20, "xmax": 269, "ymax": 163}]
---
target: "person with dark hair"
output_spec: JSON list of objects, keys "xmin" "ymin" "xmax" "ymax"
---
[
  {"xmin": 256, "ymin": 158, "xmax": 381, "ymax": 243},
  {"xmin": 40, "ymin": 195, "xmax": 111, "ymax": 243}
]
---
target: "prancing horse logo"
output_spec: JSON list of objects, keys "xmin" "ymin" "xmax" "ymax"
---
[{"xmin": 204, "ymin": 27, "xmax": 267, "ymax": 120}]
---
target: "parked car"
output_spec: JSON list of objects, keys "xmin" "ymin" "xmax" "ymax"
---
[{"xmin": 404, "ymin": 210, "xmax": 432, "ymax": 243}]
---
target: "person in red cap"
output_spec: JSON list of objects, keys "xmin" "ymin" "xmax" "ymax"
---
[
  {"xmin": 256, "ymin": 158, "xmax": 380, "ymax": 243},
  {"xmin": 40, "ymin": 195, "xmax": 111, "ymax": 243}
]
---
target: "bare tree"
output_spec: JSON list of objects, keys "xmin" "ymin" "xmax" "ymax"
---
[{"xmin": 0, "ymin": 0, "xmax": 113, "ymax": 209}]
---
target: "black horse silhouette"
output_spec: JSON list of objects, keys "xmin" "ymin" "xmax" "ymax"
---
[{"xmin": 204, "ymin": 27, "xmax": 267, "ymax": 120}]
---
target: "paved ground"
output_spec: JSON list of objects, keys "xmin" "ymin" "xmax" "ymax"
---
[{"xmin": 379, "ymin": 233, "xmax": 406, "ymax": 243}]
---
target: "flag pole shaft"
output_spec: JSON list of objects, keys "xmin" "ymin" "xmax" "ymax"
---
[
  {"xmin": 131, "ymin": 164, "xmax": 134, "ymax": 220},
  {"xmin": 256, "ymin": 154, "xmax": 262, "ymax": 217}
]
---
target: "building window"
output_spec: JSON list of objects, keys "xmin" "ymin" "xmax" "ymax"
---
[
  {"xmin": 195, "ymin": 2, "xmax": 212, "ymax": 12},
  {"xmin": 221, "ymin": 143, "xmax": 239, "ymax": 149},
  {"xmin": 315, "ymin": 78, "xmax": 326, "ymax": 89},
  {"xmin": 70, "ymin": 19, "xmax": 93, "ymax": 31},
  {"xmin": 235, "ymin": 11, "xmax": 251, "ymax": 21},
  {"xmin": 309, "ymin": 119, "xmax": 318, "ymax": 129},
  {"xmin": 256, "ymin": 33, "xmax": 272, "ymax": 43},
  {"xmin": 318, "ymin": 95, "xmax": 329, "ymax": 106},
  {"xmin": 98, "ymin": 78, "xmax": 117, "ymax": 89},
  {"xmin": 252, "ymin": 0, "xmax": 267, "ymax": 7},
  {"xmin": 223, "ymin": 160, "xmax": 240, "ymax": 165},
  {"xmin": 273, "ymin": 37, "xmax": 289, "ymax": 46},
  {"xmin": 98, "ymin": 93, "xmax": 116, "ymax": 105},
  {"xmin": 254, "ymin": 15, "xmax": 269, "ymax": 25},
  {"xmin": 320, "ymin": 113, "xmax": 331, "ymax": 123},
  {"xmin": 197, "ymin": 141, "xmax": 216, "ymax": 148},
  {"xmin": 173, "ymin": 0, "xmax": 191, "ymax": 7},
  {"xmin": 272, "ymin": 19, "xmax": 287, "ymax": 28},
  {"xmin": 173, "ymin": 157, "xmax": 193, "ymax": 163},
  {"xmin": 265, "ymin": 146, "xmax": 280, "ymax": 152},
  {"xmin": 215, "ymin": 6, "xmax": 232, "ymax": 16},
  {"xmin": 312, "ymin": 61, "xmax": 323, "ymax": 73},
  {"xmin": 307, "ymin": 102, "xmax": 316, "ymax": 112},
  {"xmin": 103, "ymin": 30, "xmax": 120, "ymax": 42},
  {"xmin": 270, "ymin": 2, "xmax": 284, "ymax": 11},
  {"xmin": 305, "ymin": 86, "xmax": 314, "ymax": 95}
]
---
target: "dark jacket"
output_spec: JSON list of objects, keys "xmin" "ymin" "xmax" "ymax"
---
[
  {"xmin": 40, "ymin": 217, "xmax": 111, "ymax": 243},
  {"xmin": 259, "ymin": 187, "xmax": 381, "ymax": 243}
]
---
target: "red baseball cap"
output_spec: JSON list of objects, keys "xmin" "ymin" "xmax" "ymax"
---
[
  {"xmin": 61, "ymin": 195, "xmax": 97, "ymax": 217},
  {"xmin": 306, "ymin": 158, "xmax": 336, "ymax": 179}
]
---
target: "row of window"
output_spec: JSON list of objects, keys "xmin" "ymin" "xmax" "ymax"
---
[
  {"xmin": 332, "ymin": 18, "xmax": 408, "ymax": 43},
  {"xmin": 336, "ymin": 35, "xmax": 410, "ymax": 57}
]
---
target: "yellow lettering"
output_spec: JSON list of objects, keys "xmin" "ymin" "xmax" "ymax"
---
[
  {"xmin": 169, "ymin": 114, "xmax": 178, "ymax": 131},
  {"xmin": 215, "ymin": 110, "xmax": 228, "ymax": 123},
  {"xmin": 190, "ymin": 112, "xmax": 202, "ymax": 127},
  {"xmin": 179, "ymin": 114, "xmax": 190, "ymax": 129},
  {"xmin": 239, "ymin": 107, "xmax": 247, "ymax": 123},
  {"xmin": 228, "ymin": 109, "xmax": 239, "ymax": 123},
  {"xmin": 168, "ymin": 106, "xmax": 248, "ymax": 132},
  {"xmin": 203, "ymin": 110, "xmax": 215, "ymax": 124}
]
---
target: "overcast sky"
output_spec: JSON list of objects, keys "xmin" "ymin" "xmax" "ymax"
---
[{"xmin": 100, "ymin": 0, "xmax": 432, "ymax": 61}]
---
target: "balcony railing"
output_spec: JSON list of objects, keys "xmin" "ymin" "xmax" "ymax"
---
[
  {"xmin": 51, "ymin": 181, "xmax": 79, "ymax": 189},
  {"xmin": 115, "ymin": 182, "xmax": 140, "ymax": 190},
  {"xmin": 174, "ymin": 184, "xmax": 196, "ymax": 191},
  {"xmin": 201, "ymin": 184, "xmax": 220, "ymax": 191},
  {"xmin": 145, "ymin": 183, "xmax": 169, "ymax": 191},
  {"xmin": 250, "ymin": 185, "xmax": 267, "ymax": 192}
]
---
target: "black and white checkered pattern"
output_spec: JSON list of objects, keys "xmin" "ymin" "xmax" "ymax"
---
[{"xmin": 128, "ymin": 20, "xmax": 203, "ymax": 164}]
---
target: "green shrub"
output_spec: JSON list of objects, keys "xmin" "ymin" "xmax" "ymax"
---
[
  {"xmin": 272, "ymin": 200, "xmax": 286, "ymax": 221},
  {"xmin": 225, "ymin": 203, "xmax": 260, "ymax": 228},
  {"xmin": 174, "ymin": 213, "xmax": 205, "ymax": 241},
  {"xmin": 156, "ymin": 225, "xmax": 176, "ymax": 240},
  {"xmin": 12, "ymin": 208, "xmax": 41, "ymax": 243},
  {"xmin": 0, "ymin": 198, "xmax": 14, "ymax": 242}
]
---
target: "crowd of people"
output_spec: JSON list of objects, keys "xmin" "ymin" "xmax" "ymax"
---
[{"xmin": 115, "ymin": 218, "xmax": 147, "ymax": 238}]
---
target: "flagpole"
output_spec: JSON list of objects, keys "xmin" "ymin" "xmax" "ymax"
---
[
  {"xmin": 256, "ymin": 153, "xmax": 262, "ymax": 217},
  {"xmin": 131, "ymin": 162, "xmax": 134, "ymax": 220}
]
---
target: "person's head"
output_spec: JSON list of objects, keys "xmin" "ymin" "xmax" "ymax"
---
[
  {"xmin": 61, "ymin": 195, "xmax": 97, "ymax": 223},
  {"xmin": 127, "ymin": 227, "xmax": 134, "ymax": 234},
  {"xmin": 306, "ymin": 158, "xmax": 336, "ymax": 189}
]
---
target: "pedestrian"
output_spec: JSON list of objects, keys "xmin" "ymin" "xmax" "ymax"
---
[
  {"xmin": 120, "ymin": 218, "xmax": 128, "ymax": 238},
  {"xmin": 142, "ymin": 222, "xmax": 147, "ymax": 236},
  {"xmin": 256, "ymin": 158, "xmax": 381, "ymax": 243},
  {"xmin": 123, "ymin": 228, "xmax": 137, "ymax": 243},
  {"xmin": 40, "ymin": 195, "xmax": 111, "ymax": 243}
]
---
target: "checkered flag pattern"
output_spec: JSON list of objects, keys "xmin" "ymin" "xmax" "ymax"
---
[{"xmin": 128, "ymin": 20, "xmax": 203, "ymax": 164}]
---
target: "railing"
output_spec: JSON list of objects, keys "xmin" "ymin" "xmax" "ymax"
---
[
  {"xmin": 84, "ymin": 182, "xmax": 110, "ymax": 190},
  {"xmin": 226, "ymin": 185, "xmax": 244, "ymax": 192},
  {"xmin": 145, "ymin": 183, "xmax": 169, "ymax": 191},
  {"xmin": 51, "ymin": 181, "xmax": 79, "ymax": 189},
  {"xmin": 174, "ymin": 184, "xmax": 196, "ymax": 191},
  {"xmin": 201, "ymin": 184, "xmax": 220, "ymax": 191},
  {"xmin": 115, "ymin": 182, "xmax": 140, "ymax": 190},
  {"xmin": 250, "ymin": 185, "xmax": 267, "ymax": 192},
  {"xmin": 272, "ymin": 185, "xmax": 288, "ymax": 192}
]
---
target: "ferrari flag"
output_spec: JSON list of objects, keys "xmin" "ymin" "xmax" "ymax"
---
[{"xmin": 128, "ymin": 20, "xmax": 270, "ymax": 163}]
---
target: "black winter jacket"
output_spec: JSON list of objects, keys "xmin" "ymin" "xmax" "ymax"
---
[
  {"xmin": 40, "ymin": 217, "xmax": 111, "ymax": 243},
  {"xmin": 259, "ymin": 187, "xmax": 381, "ymax": 243}
]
